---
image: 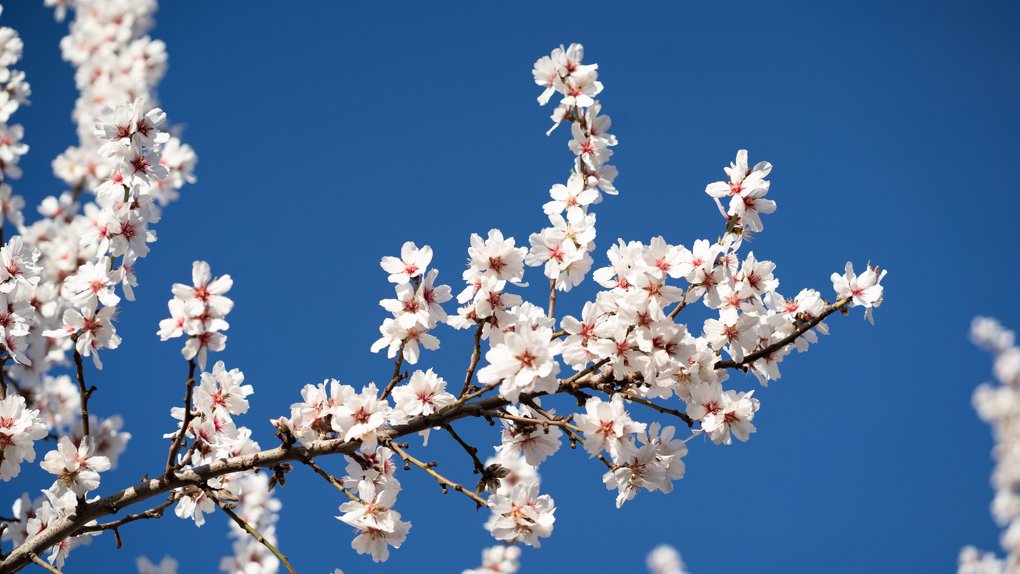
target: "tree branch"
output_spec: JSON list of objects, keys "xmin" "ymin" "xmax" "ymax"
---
[
  {"xmin": 379, "ymin": 352, "xmax": 405, "ymax": 401},
  {"xmin": 459, "ymin": 322, "xmax": 485, "ymax": 397},
  {"xmin": 714, "ymin": 298, "xmax": 849, "ymax": 370},
  {"xmin": 29, "ymin": 554, "xmax": 60, "ymax": 574},
  {"xmin": 621, "ymin": 393, "xmax": 694, "ymax": 427},
  {"xmin": 387, "ymin": 441, "xmax": 487, "ymax": 508},
  {"xmin": 1, "ymin": 302, "xmax": 839, "ymax": 572},
  {"xmin": 442, "ymin": 424, "xmax": 485, "ymax": 474},
  {"xmin": 0, "ymin": 356, "xmax": 9, "ymax": 401},
  {"xmin": 71, "ymin": 346, "xmax": 95, "ymax": 439},
  {"xmin": 73, "ymin": 495, "xmax": 176, "ymax": 549},
  {"xmin": 299, "ymin": 456, "xmax": 359, "ymax": 502},
  {"xmin": 207, "ymin": 490, "xmax": 296, "ymax": 574},
  {"xmin": 547, "ymin": 278, "xmax": 557, "ymax": 319},
  {"xmin": 163, "ymin": 359, "xmax": 197, "ymax": 477}
]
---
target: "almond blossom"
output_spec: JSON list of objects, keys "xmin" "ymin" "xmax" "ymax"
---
[
  {"xmin": 40, "ymin": 436, "xmax": 110, "ymax": 496},
  {"xmin": 0, "ymin": 394, "xmax": 47, "ymax": 480},
  {"xmin": 0, "ymin": 31, "xmax": 891, "ymax": 573}
]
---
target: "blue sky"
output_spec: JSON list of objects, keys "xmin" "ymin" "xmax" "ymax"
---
[{"xmin": 4, "ymin": 1, "xmax": 1020, "ymax": 572}]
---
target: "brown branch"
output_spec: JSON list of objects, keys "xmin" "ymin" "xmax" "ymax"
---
[
  {"xmin": 207, "ymin": 490, "xmax": 297, "ymax": 574},
  {"xmin": 0, "ymin": 391, "xmax": 517, "ymax": 572},
  {"xmin": 73, "ymin": 495, "xmax": 176, "ymax": 548},
  {"xmin": 387, "ymin": 441, "xmax": 487, "ymax": 508},
  {"xmin": 562, "ymin": 357, "xmax": 611, "ymax": 387},
  {"xmin": 164, "ymin": 359, "xmax": 197, "ymax": 477},
  {"xmin": 29, "ymin": 554, "xmax": 60, "ymax": 574},
  {"xmin": 441, "ymin": 424, "xmax": 485, "ymax": 474},
  {"xmin": 714, "ymin": 298, "xmax": 849, "ymax": 370},
  {"xmin": 71, "ymin": 346, "xmax": 95, "ymax": 439},
  {"xmin": 558, "ymin": 422, "xmax": 615, "ymax": 471},
  {"xmin": 379, "ymin": 351, "xmax": 405, "ymax": 401},
  {"xmin": 621, "ymin": 393, "xmax": 694, "ymax": 427},
  {"xmin": 0, "ymin": 355, "xmax": 9, "ymax": 400},
  {"xmin": 547, "ymin": 278, "xmax": 557, "ymax": 319},
  {"xmin": 667, "ymin": 285, "xmax": 695, "ymax": 319},
  {"xmin": 459, "ymin": 322, "xmax": 485, "ymax": 397},
  {"xmin": 299, "ymin": 456, "xmax": 359, "ymax": 502},
  {"xmin": 1, "ymin": 293, "xmax": 846, "ymax": 573}
]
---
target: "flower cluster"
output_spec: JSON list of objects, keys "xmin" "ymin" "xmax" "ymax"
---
[
  {"xmin": 277, "ymin": 375, "xmax": 438, "ymax": 561},
  {"xmin": 3, "ymin": 6, "xmax": 196, "ymax": 565},
  {"xmin": 0, "ymin": 0, "xmax": 194, "ymax": 566},
  {"xmin": 447, "ymin": 229, "xmax": 527, "ymax": 332},
  {"xmin": 960, "ymin": 318, "xmax": 1020, "ymax": 574},
  {"xmin": 0, "ymin": 6, "xmax": 29, "ymax": 230},
  {"xmin": 529, "ymin": 43, "xmax": 618, "ymax": 293},
  {"xmin": 582, "ymin": 401, "xmax": 688, "ymax": 507},
  {"xmin": 0, "ymin": 394, "xmax": 47, "ymax": 480},
  {"xmin": 483, "ymin": 450, "xmax": 556, "ymax": 548},
  {"xmin": 218, "ymin": 473, "xmax": 283, "ymax": 574},
  {"xmin": 371, "ymin": 242, "xmax": 451, "ymax": 364},
  {"xmin": 338, "ymin": 468, "xmax": 411, "ymax": 563},
  {"xmin": 463, "ymin": 545, "xmax": 522, "ymax": 574},
  {"xmin": 1, "ymin": 488, "xmax": 95, "ymax": 568},
  {"xmin": 158, "ymin": 260, "xmax": 233, "ymax": 369},
  {"xmin": 0, "ymin": 6, "xmax": 81, "ymax": 376}
]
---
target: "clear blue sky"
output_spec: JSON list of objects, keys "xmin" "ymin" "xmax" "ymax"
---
[{"xmin": 4, "ymin": 1, "xmax": 1019, "ymax": 572}]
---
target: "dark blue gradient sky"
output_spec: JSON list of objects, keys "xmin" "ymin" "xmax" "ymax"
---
[{"xmin": 3, "ymin": 1, "xmax": 1019, "ymax": 572}]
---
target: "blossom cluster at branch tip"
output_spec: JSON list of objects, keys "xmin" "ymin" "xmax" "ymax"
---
[
  {"xmin": 372, "ymin": 241, "xmax": 450, "ymax": 364},
  {"xmin": 158, "ymin": 260, "xmax": 233, "ymax": 369}
]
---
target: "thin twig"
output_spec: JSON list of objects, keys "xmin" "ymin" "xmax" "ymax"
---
[
  {"xmin": 714, "ymin": 298, "xmax": 850, "ymax": 370},
  {"xmin": 481, "ymin": 409, "xmax": 581, "ymax": 433},
  {"xmin": 0, "ymin": 355, "xmax": 9, "ymax": 400},
  {"xmin": 164, "ymin": 359, "xmax": 197, "ymax": 477},
  {"xmin": 667, "ymin": 285, "xmax": 695, "ymax": 319},
  {"xmin": 442, "ymin": 424, "xmax": 485, "ymax": 474},
  {"xmin": 559, "ymin": 424, "xmax": 615, "ymax": 470},
  {"xmin": 379, "ymin": 351, "xmax": 405, "ymax": 401},
  {"xmin": 387, "ymin": 441, "xmax": 487, "ymax": 508},
  {"xmin": 547, "ymin": 278, "xmax": 557, "ymax": 319},
  {"xmin": 622, "ymin": 393, "xmax": 694, "ymax": 427},
  {"xmin": 459, "ymin": 322, "xmax": 485, "ymax": 397},
  {"xmin": 208, "ymin": 490, "xmax": 297, "ymax": 574},
  {"xmin": 299, "ymin": 456, "xmax": 359, "ymax": 502},
  {"xmin": 30, "ymin": 553, "xmax": 61, "ymax": 573},
  {"xmin": 562, "ymin": 357, "xmax": 611, "ymax": 388},
  {"xmin": 74, "ymin": 495, "xmax": 177, "ymax": 548},
  {"xmin": 71, "ymin": 345, "xmax": 95, "ymax": 439}
]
